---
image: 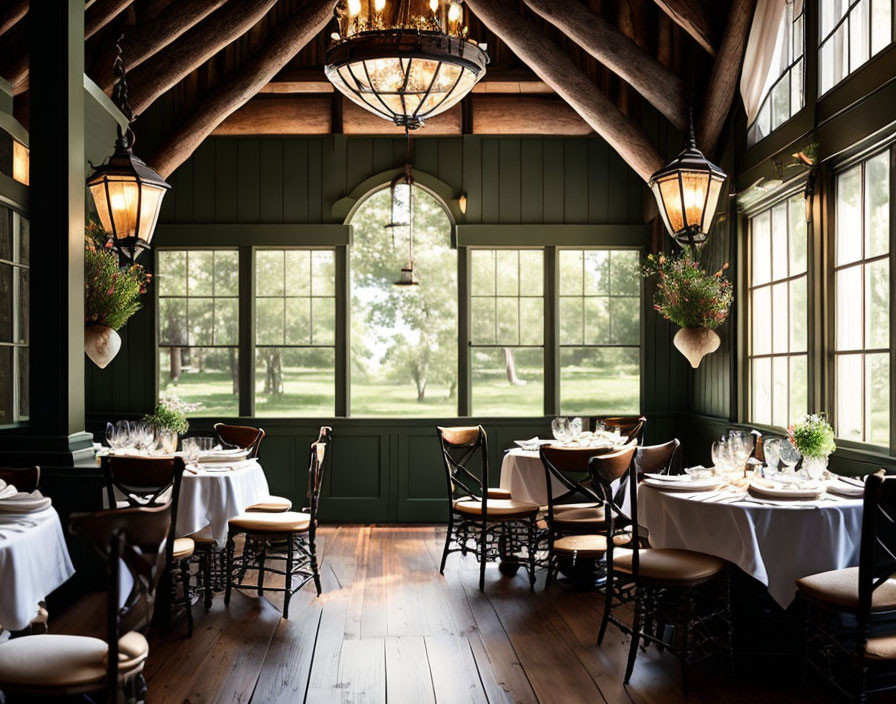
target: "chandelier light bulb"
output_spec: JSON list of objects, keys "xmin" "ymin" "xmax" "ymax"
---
[
  {"xmin": 375, "ymin": 0, "xmax": 386, "ymax": 10},
  {"xmin": 448, "ymin": 2, "xmax": 461, "ymax": 22},
  {"xmin": 348, "ymin": 0, "xmax": 362, "ymax": 16}
]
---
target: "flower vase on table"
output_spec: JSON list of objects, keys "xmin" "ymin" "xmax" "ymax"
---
[
  {"xmin": 789, "ymin": 413, "xmax": 836, "ymax": 482},
  {"xmin": 802, "ymin": 456, "xmax": 829, "ymax": 481}
]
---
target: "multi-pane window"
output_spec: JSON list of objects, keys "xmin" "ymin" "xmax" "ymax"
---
[
  {"xmin": 748, "ymin": 1, "xmax": 805, "ymax": 145},
  {"xmin": 255, "ymin": 250, "xmax": 336, "ymax": 417},
  {"xmin": 470, "ymin": 249, "xmax": 544, "ymax": 416},
  {"xmin": 157, "ymin": 249, "xmax": 239, "ymax": 416},
  {"xmin": 834, "ymin": 151, "xmax": 890, "ymax": 445},
  {"xmin": 0, "ymin": 206, "xmax": 28, "ymax": 423},
  {"xmin": 558, "ymin": 250, "xmax": 640, "ymax": 415},
  {"xmin": 748, "ymin": 195, "xmax": 808, "ymax": 428},
  {"xmin": 820, "ymin": 0, "xmax": 894, "ymax": 95}
]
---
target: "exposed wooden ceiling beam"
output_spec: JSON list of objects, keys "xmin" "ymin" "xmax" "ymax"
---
[
  {"xmin": 523, "ymin": 0, "xmax": 687, "ymax": 129},
  {"xmin": 472, "ymin": 94, "xmax": 590, "ymax": 134},
  {"xmin": 0, "ymin": 0, "xmax": 26, "ymax": 37},
  {"xmin": 84, "ymin": 0, "xmax": 133, "ymax": 39},
  {"xmin": 0, "ymin": 31, "xmax": 27, "ymax": 94},
  {"xmin": 697, "ymin": 0, "xmax": 755, "ymax": 154},
  {"xmin": 89, "ymin": 0, "xmax": 228, "ymax": 92},
  {"xmin": 465, "ymin": 0, "xmax": 664, "ymax": 182},
  {"xmin": 652, "ymin": 0, "xmax": 716, "ymax": 56},
  {"xmin": 127, "ymin": 0, "xmax": 279, "ymax": 115},
  {"xmin": 343, "ymin": 101, "xmax": 462, "ymax": 135},
  {"xmin": 213, "ymin": 94, "xmax": 333, "ymax": 135},
  {"xmin": 150, "ymin": 0, "xmax": 335, "ymax": 178}
]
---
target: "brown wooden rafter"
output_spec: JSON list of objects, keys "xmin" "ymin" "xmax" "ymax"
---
[
  {"xmin": 149, "ymin": 0, "xmax": 336, "ymax": 178},
  {"xmin": 84, "ymin": 0, "xmax": 133, "ymax": 39},
  {"xmin": 89, "ymin": 0, "xmax": 228, "ymax": 92},
  {"xmin": 523, "ymin": 0, "xmax": 687, "ymax": 130},
  {"xmin": 652, "ymin": 0, "xmax": 716, "ymax": 56},
  {"xmin": 465, "ymin": 0, "xmax": 664, "ymax": 182},
  {"xmin": 126, "ymin": 0, "xmax": 279, "ymax": 115},
  {"xmin": 697, "ymin": 0, "xmax": 755, "ymax": 154},
  {"xmin": 0, "ymin": 0, "xmax": 26, "ymax": 37}
]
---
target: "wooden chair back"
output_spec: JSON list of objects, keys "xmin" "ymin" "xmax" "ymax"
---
[
  {"xmin": 436, "ymin": 425, "xmax": 488, "ymax": 507},
  {"xmin": 102, "ymin": 455, "xmax": 186, "ymax": 565},
  {"xmin": 539, "ymin": 445, "xmax": 609, "ymax": 508},
  {"xmin": 214, "ymin": 423, "xmax": 266, "ymax": 458},
  {"xmin": 0, "ymin": 465, "xmax": 40, "ymax": 492},
  {"xmin": 69, "ymin": 504, "xmax": 171, "ymax": 694},
  {"xmin": 634, "ymin": 439, "xmax": 680, "ymax": 476},
  {"xmin": 858, "ymin": 471, "xmax": 896, "ymax": 633},
  {"xmin": 305, "ymin": 435, "xmax": 329, "ymax": 542},
  {"xmin": 592, "ymin": 416, "xmax": 647, "ymax": 444},
  {"xmin": 589, "ymin": 446, "xmax": 638, "ymax": 573}
]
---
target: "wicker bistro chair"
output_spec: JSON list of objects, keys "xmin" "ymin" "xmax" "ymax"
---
[
  {"xmin": 225, "ymin": 431, "xmax": 329, "ymax": 619},
  {"xmin": 102, "ymin": 455, "xmax": 195, "ymax": 637},
  {"xmin": 592, "ymin": 449, "xmax": 733, "ymax": 692},
  {"xmin": 796, "ymin": 470, "xmax": 896, "ymax": 701},
  {"xmin": 437, "ymin": 425, "xmax": 540, "ymax": 592},
  {"xmin": 539, "ymin": 445, "xmax": 631, "ymax": 587},
  {"xmin": 591, "ymin": 416, "xmax": 647, "ymax": 445},
  {"xmin": 0, "ymin": 504, "xmax": 171, "ymax": 703}
]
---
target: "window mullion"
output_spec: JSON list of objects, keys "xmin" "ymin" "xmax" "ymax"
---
[
  {"xmin": 239, "ymin": 246, "xmax": 255, "ymax": 417},
  {"xmin": 545, "ymin": 247, "xmax": 558, "ymax": 417}
]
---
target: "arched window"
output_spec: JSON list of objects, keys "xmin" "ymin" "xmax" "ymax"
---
[{"xmin": 349, "ymin": 184, "xmax": 457, "ymax": 416}]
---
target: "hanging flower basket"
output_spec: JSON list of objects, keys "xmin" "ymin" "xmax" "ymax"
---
[
  {"xmin": 643, "ymin": 250, "xmax": 732, "ymax": 369},
  {"xmin": 84, "ymin": 223, "xmax": 151, "ymax": 368},
  {"xmin": 84, "ymin": 325, "xmax": 122, "ymax": 369}
]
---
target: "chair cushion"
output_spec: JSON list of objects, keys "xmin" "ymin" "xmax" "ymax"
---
[
  {"xmin": 796, "ymin": 567, "xmax": 896, "ymax": 613},
  {"xmin": 613, "ymin": 548, "xmax": 726, "ymax": 582},
  {"xmin": 866, "ymin": 634, "xmax": 896, "ymax": 660},
  {"xmin": 172, "ymin": 537, "xmax": 195, "ymax": 560},
  {"xmin": 229, "ymin": 511, "xmax": 311, "ymax": 533},
  {"xmin": 246, "ymin": 495, "xmax": 293, "ymax": 513},
  {"xmin": 551, "ymin": 507, "xmax": 606, "ymax": 531},
  {"xmin": 486, "ymin": 488, "xmax": 512, "ymax": 500},
  {"xmin": 0, "ymin": 631, "xmax": 147, "ymax": 688},
  {"xmin": 187, "ymin": 526, "xmax": 217, "ymax": 547},
  {"xmin": 553, "ymin": 534, "xmax": 607, "ymax": 557},
  {"xmin": 453, "ymin": 498, "xmax": 539, "ymax": 518}
]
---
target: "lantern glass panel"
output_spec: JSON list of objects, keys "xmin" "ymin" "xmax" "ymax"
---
[
  {"xmin": 657, "ymin": 175, "xmax": 685, "ymax": 233},
  {"xmin": 136, "ymin": 183, "xmax": 167, "ymax": 246},
  {"xmin": 681, "ymin": 170, "xmax": 711, "ymax": 229},
  {"xmin": 703, "ymin": 176, "xmax": 724, "ymax": 232}
]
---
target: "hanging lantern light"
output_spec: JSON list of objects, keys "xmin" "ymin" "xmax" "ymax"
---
[
  {"xmin": 87, "ymin": 37, "xmax": 170, "ymax": 262},
  {"xmin": 387, "ymin": 165, "xmax": 419, "ymax": 287},
  {"xmin": 649, "ymin": 122, "xmax": 727, "ymax": 248},
  {"xmin": 325, "ymin": 0, "xmax": 488, "ymax": 130}
]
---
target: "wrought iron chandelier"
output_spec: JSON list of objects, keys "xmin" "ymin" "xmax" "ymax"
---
[
  {"xmin": 325, "ymin": 0, "xmax": 488, "ymax": 130},
  {"xmin": 87, "ymin": 37, "xmax": 170, "ymax": 262}
]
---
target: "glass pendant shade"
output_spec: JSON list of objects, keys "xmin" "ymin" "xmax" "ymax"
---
[
  {"xmin": 649, "ymin": 134, "xmax": 727, "ymax": 247},
  {"xmin": 87, "ymin": 128, "xmax": 170, "ymax": 261},
  {"xmin": 326, "ymin": 1, "xmax": 487, "ymax": 129}
]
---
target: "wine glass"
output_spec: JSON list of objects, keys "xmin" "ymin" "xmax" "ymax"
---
[
  {"xmin": 728, "ymin": 430, "xmax": 753, "ymax": 476},
  {"xmin": 777, "ymin": 439, "xmax": 801, "ymax": 475},
  {"xmin": 551, "ymin": 417, "xmax": 569, "ymax": 444},
  {"xmin": 182, "ymin": 437, "xmax": 199, "ymax": 466},
  {"xmin": 763, "ymin": 438, "xmax": 782, "ymax": 473},
  {"xmin": 157, "ymin": 428, "xmax": 178, "ymax": 455},
  {"xmin": 568, "ymin": 417, "xmax": 583, "ymax": 440}
]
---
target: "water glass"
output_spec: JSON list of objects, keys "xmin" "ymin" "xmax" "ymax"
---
[
  {"xmin": 551, "ymin": 417, "xmax": 569, "ymax": 443},
  {"xmin": 157, "ymin": 428, "xmax": 178, "ymax": 455}
]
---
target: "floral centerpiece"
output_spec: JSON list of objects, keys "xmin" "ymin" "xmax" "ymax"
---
[
  {"xmin": 143, "ymin": 394, "xmax": 198, "ymax": 436},
  {"xmin": 788, "ymin": 413, "xmax": 836, "ymax": 479},
  {"xmin": 642, "ymin": 249, "xmax": 733, "ymax": 368},
  {"xmin": 84, "ymin": 222, "xmax": 151, "ymax": 368}
]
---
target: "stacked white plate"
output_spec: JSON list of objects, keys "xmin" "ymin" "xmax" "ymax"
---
[
  {"xmin": 748, "ymin": 478, "xmax": 824, "ymax": 500},
  {"xmin": 198, "ymin": 447, "xmax": 252, "ymax": 463},
  {"xmin": 642, "ymin": 473, "xmax": 721, "ymax": 492}
]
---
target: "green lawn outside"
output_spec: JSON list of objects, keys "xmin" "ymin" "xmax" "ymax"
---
[{"xmin": 160, "ymin": 366, "xmax": 640, "ymax": 418}]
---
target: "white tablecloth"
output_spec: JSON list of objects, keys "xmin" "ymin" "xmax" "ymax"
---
[
  {"xmin": 499, "ymin": 449, "xmax": 567, "ymax": 506},
  {"xmin": 639, "ymin": 485, "xmax": 864, "ymax": 608},
  {"xmin": 0, "ymin": 507, "xmax": 75, "ymax": 631},
  {"xmin": 177, "ymin": 460, "xmax": 271, "ymax": 544}
]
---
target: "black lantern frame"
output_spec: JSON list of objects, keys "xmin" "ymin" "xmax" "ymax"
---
[
  {"xmin": 87, "ymin": 125, "xmax": 171, "ymax": 262},
  {"xmin": 649, "ymin": 130, "xmax": 727, "ymax": 249},
  {"xmin": 387, "ymin": 164, "xmax": 419, "ymax": 286},
  {"xmin": 325, "ymin": 30, "xmax": 487, "ymax": 129}
]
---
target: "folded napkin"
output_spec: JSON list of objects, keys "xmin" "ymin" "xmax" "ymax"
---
[
  {"xmin": 0, "ymin": 480, "xmax": 19, "ymax": 500},
  {"xmin": 826, "ymin": 478, "xmax": 864, "ymax": 498},
  {"xmin": 0, "ymin": 490, "xmax": 52, "ymax": 513}
]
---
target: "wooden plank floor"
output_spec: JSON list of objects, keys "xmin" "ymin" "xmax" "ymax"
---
[{"xmin": 53, "ymin": 525, "xmax": 839, "ymax": 703}]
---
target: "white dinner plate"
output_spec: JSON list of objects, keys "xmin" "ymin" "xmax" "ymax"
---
[
  {"xmin": 199, "ymin": 448, "xmax": 251, "ymax": 463},
  {"xmin": 642, "ymin": 477, "xmax": 721, "ymax": 491},
  {"xmin": 825, "ymin": 479, "xmax": 864, "ymax": 498},
  {"xmin": 748, "ymin": 479, "xmax": 824, "ymax": 500}
]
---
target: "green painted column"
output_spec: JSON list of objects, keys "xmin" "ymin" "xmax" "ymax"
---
[{"xmin": 23, "ymin": 0, "xmax": 91, "ymax": 456}]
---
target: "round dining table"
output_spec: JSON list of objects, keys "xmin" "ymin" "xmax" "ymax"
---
[
  {"xmin": 639, "ymin": 484, "xmax": 864, "ymax": 609},
  {"xmin": 499, "ymin": 449, "xmax": 567, "ymax": 506},
  {"xmin": 0, "ymin": 506, "xmax": 75, "ymax": 632},
  {"xmin": 177, "ymin": 459, "xmax": 272, "ymax": 544}
]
